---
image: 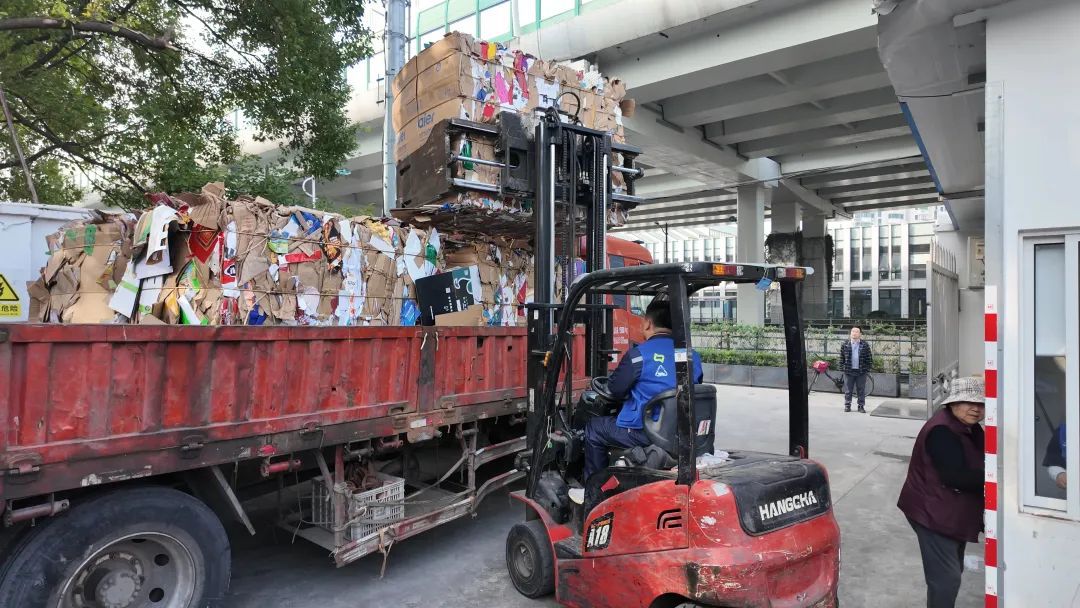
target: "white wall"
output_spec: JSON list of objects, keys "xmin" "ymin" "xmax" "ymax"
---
[
  {"xmin": 934, "ymin": 226, "xmax": 983, "ymax": 378},
  {"xmin": 0, "ymin": 202, "xmax": 91, "ymax": 323},
  {"xmin": 987, "ymin": 0, "xmax": 1080, "ymax": 604}
]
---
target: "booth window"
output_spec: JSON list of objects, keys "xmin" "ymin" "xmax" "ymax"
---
[{"xmin": 1023, "ymin": 236, "xmax": 1079, "ymax": 515}]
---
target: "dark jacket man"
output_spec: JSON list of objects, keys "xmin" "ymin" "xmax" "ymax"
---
[{"xmin": 839, "ymin": 326, "xmax": 873, "ymax": 412}]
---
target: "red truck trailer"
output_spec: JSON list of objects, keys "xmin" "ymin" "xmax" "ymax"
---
[{"xmin": 0, "ymin": 237, "xmax": 651, "ymax": 607}]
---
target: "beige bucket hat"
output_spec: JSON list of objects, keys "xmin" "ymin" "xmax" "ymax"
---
[{"xmin": 941, "ymin": 376, "xmax": 986, "ymax": 406}]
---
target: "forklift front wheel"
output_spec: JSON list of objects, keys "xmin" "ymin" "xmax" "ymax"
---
[{"xmin": 505, "ymin": 520, "xmax": 556, "ymax": 598}]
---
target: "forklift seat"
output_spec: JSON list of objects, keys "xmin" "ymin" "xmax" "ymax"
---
[{"xmin": 642, "ymin": 384, "xmax": 718, "ymax": 457}]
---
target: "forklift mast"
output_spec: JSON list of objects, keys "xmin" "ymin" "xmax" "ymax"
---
[{"xmin": 523, "ymin": 109, "xmax": 643, "ymax": 451}]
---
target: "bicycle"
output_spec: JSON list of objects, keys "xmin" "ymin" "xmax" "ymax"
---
[{"xmin": 808, "ymin": 360, "xmax": 875, "ymax": 397}]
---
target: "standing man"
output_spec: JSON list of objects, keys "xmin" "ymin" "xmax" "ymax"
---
[{"xmin": 840, "ymin": 326, "xmax": 873, "ymax": 413}]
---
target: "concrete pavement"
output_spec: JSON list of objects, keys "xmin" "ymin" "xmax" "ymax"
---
[{"xmin": 224, "ymin": 385, "xmax": 983, "ymax": 607}]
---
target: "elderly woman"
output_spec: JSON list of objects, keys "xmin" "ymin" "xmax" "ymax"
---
[{"xmin": 897, "ymin": 376, "xmax": 986, "ymax": 608}]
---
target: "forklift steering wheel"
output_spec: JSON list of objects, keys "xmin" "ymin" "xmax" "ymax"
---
[{"xmin": 590, "ymin": 376, "xmax": 617, "ymax": 402}]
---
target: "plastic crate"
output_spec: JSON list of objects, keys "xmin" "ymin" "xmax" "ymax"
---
[{"xmin": 310, "ymin": 473, "xmax": 406, "ymax": 541}]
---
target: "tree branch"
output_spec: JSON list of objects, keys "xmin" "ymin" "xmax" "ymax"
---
[
  {"xmin": 6, "ymin": 104, "xmax": 148, "ymax": 193},
  {"xmin": 18, "ymin": 33, "xmax": 94, "ymax": 76},
  {"xmin": 168, "ymin": 0, "xmax": 263, "ymax": 71},
  {"xmin": 0, "ymin": 18, "xmax": 176, "ymax": 51},
  {"xmin": 0, "ymin": 143, "xmax": 63, "ymax": 170}
]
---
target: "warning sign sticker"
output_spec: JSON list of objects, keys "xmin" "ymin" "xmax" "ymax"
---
[{"xmin": 0, "ymin": 273, "xmax": 22, "ymax": 318}]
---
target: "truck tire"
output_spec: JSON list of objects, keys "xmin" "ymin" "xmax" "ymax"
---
[
  {"xmin": 0, "ymin": 486, "xmax": 230, "ymax": 608},
  {"xmin": 505, "ymin": 520, "xmax": 555, "ymax": 598}
]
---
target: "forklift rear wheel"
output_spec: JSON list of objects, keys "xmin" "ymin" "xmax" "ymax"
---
[
  {"xmin": 0, "ymin": 486, "xmax": 230, "ymax": 608},
  {"xmin": 505, "ymin": 520, "xmax": 555, "ymax": 598}
]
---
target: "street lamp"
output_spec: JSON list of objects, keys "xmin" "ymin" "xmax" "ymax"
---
[{"xmin": 654, "ymin": 222, "xmax": 669, "ymax": 263}]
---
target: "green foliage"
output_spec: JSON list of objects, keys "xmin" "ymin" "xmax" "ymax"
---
[
  {"xmin": 698, "ymin": 349, "xmax": 787, "ymax": 368},
  {"xmin": 0, "ymin": 0, "xmax": 372, "ymax": 207},
  {"xmin": 696, "ymin": 320, "xmax": 924, "ymax": 373},
  {"xmin": 0, "ymin": 155, "xmax": 83, "ymax": 203}
]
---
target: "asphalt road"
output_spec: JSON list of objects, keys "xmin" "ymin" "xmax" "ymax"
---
[{"xmin": 224, "ymin": 386, "xmax": 983, "ymax": 608}]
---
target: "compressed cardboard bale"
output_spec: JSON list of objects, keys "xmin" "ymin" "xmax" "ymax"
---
[{"xmin": 394, "ymin": 32, "xmax": 628, "ymax": 162}]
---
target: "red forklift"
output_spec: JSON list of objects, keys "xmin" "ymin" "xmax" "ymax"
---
[{"xmin": 504, "ymin": 109, "xmax": 841, "ymax": 608}]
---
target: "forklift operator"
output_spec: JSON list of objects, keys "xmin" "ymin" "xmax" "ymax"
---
[{"xmin": 583, "ymin": 301, "xmax": 704, "ymax": 481}]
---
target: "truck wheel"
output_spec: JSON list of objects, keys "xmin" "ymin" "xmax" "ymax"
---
[
  {"xmin": 505, "ymin": 520, "xmax": 555, "ymax": 598},
  {"xmin": 0, "ymin": 486, "xmax": 230, "ymax": 608}
]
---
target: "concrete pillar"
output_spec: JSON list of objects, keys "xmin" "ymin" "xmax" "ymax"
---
[
  {"xmin": 771, "ymin": 199, "xmax": 802, "ymax": 234},
  {"xmin": 800, "ymin": 209, "xmax": 830, "ymax": 319},
  {"xmin": 802, "ymin": 211, "xmax": 826, "ymax": 238},
  {"xmin": 736, "ymin": 185, "xmax": 767, "ymax": 326}
]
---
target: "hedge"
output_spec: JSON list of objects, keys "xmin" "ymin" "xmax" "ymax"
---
[{"xmin": 697, "ymin": 348, "xmax": 886, "ymax": 373}]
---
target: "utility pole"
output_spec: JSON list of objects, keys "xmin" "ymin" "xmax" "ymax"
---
[
  {"xmin": 655, "ymin": 221, "xmax": 669, "ymax": 263},
  {"xmin": 383, "ymin": 0, "xmax": 409, "ymax": 216},
  {"xmin": 0, "ymin": 85, "xmax": 38, "ymax": 204}
]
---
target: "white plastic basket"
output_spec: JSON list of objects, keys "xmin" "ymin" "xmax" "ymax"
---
[{"xmin": 311, "ymin": 472, "xmax": 406, "ymax": 541}]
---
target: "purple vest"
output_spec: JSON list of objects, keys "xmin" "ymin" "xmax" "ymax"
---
[{"xmin": 897, "ymin": 408, "xmax": 985, "ymax": 542}]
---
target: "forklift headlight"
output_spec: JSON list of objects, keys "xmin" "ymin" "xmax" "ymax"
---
[
  {"xmin": 711, "ymin": 264, "xmax": 742, "ymax": 277},
  {"xmin": 776, "ymin": 267, "xmax": 808, "ymax": 280}
]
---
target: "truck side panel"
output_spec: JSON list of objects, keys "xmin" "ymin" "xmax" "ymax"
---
[{"xmin": 2, "ymin": 324, "xmax": 584, "ymax": 501}]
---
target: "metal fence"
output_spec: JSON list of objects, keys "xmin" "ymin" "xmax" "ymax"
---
[{"xmin": 693, "ymin": 322, "xmax": 927, "ymax": 375}]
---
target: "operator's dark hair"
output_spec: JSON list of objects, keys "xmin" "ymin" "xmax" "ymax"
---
[
  {"xmin": 645, "ymin": 300, "xmax": 672, "ymax": 330},
  {"xmin": 850, "ymin": 325, "xmax": 863, "ymax": 332}
]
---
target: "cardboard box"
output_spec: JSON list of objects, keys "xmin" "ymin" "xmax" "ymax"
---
[
  {"xmin": 395, "ymin": 32, "xmax": 480, "ymax": 96},
  {"xmin": 415, "ymin": 265, "xmax": 481, "ymax": 325},
  {"xmin": 434, "ymin": 304, "xmax": 485, "ymax": 327},
  {"xmin": 391, "ymin": 77, "xmax": 419, "ymax": 131},
  {"xmin": 395, "ymin": 97, "xmax": 483, "ymax": 162}
]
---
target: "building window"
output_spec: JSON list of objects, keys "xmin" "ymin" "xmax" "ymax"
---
[
  {"xmin": 861, "ymin": 226, "xmax": 872, "ymax": 281},
  {"xmin": 850, "ymin": 289, "xmax": 873, "ymax": 318},
  {"xmin": 419, "ymin": 28, "xmax": 444, "ymax": 50},
  {"xmin": 447, "ymin": 15, "xmax": 476, "ymax": 35},
  {"xmin": 909, "ymin": 288, "xmax": 927, "ymax": 318},
  {"xmin": 829, "ymin": 290, "xmax": 844, "ymax": 318},
  {"xmin": 891, "ymin": 225, "xmax": 902, "ymax": 280},
  {"xmin": 849, "ymin": 228, "xmax": 861, "ymax": 281},
  {"xmin": 515, "ymin": 0, "xmax": 537, "ymax": 28},
  {"xmin": 540, "ymin": 0, "xmax": 576, "ymax": 20},
  {"xmin": 479, "ymin": 1, "xmax": 512, "ymax": 39},
  {"xmin": 878, "ymin": 225, "xmax": 903, "ymax": 281},
  {"xmin": 910, "ymin": 233, "xmax": 932, "ymax": 280},
  {"xmin": 725, "ymin": 237, "xmax": 734, "ymax": 262},
  {"xmin": 1023, "ymin": 236, "xmax": 1078, "ymax": 514},
  {"xmin": 879, "ymin": 289, "xmax": 902, "ymax": 318}
]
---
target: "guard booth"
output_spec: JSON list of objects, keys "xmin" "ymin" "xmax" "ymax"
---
[{"xmin": 876, "ymin": 0, "xmax": 1080, "ymax": 604}]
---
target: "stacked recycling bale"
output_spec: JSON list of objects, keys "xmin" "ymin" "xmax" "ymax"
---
[
  {"xmin": 28, "ymin": 183, "xmax": 536, "ymax": 327},
  {"xmin": 29, "ymin": 34, "xmax": 632, "ymax": 328},
  {"xmin": 391, "ymin": 32, "xmax": 634, "ymax": 230}
]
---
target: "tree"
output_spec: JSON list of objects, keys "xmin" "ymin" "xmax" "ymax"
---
[{"xmin": 0, "ymin": 0, "xmax": 372, "ymax": 207}]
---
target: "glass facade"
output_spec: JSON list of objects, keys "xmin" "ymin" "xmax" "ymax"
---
[
  {"xmin": 825, "ymin": 216, "xmax": 935, "ymax": 319},
  {"xmin": 832, "ymin": 228, "xmax": 845, "ymax": 283},
  {"xmin": 879, "ymin": 224, "xmax": 902, "ymax": 280},
  {"xmin": 909, "ymin": 222, "xmax": 933, "ymax": 280},
  {"xmin": 879, "ymin": 288, "xmax": 902, "ymax": 317},
  {"xmin": 828, "ymin": 290, "xmax": 844, "ymax": 318},
  {"xmin": 850, "ymin": 289, "xmax": 873, "ymax": 318},
  {"xmin": 413, "ymin": 0, "xmax": 615, "ymax": 53},
  {"xmin": 909, "ymin": 288, "xmax": 927, "ymax": 318}
]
